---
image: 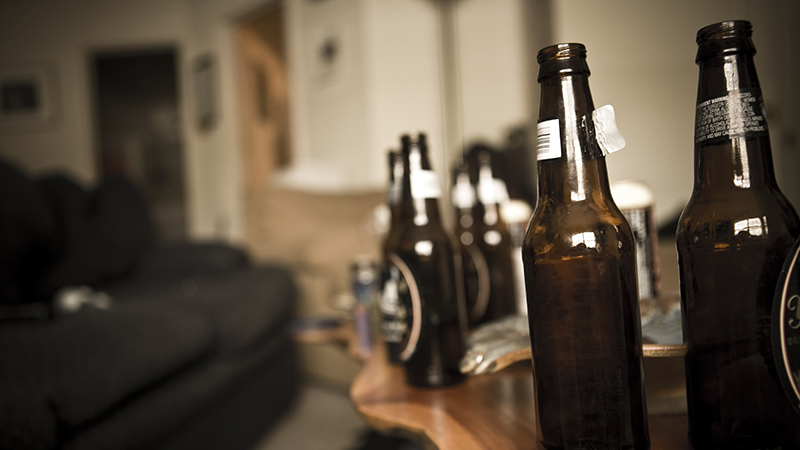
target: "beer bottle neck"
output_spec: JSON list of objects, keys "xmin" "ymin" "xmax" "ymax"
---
[
  {"xmin": 476, "ymin": 158, "xmax": 504, "ymax": 225},
  {"xmin": 694, "ymin": 34, "xmax": 777, "ymax": 190},
  {"xmin": 537, "ymin": 71, "xmax": 612, "ymax": 205},
  {"xmin": 387, "ymin": 152, "xmax": 405, "ymax": 226},
  {"xmin": 401, "ymin": 146, "xmax": 443, "ymax": 226}
]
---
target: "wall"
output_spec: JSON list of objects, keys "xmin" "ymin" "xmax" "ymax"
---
[
  {"xmin": 542, "ymin": 0, "xmax": 800, "ymax": 223},
  {"xmin": 456, "ymin": 0, "xmax": 533, "ymax": 147},
  {"xmin": 2, "ymin": 0, "xmax": 797, "ymax": 237},
  {"xmin": 0, "ymin": 0, "xmax": 277, "ymax": 243},
  {"xmin": 277, "ymin": 0, "xmax": 448, "ymax": 193},
  {"xmin": 0, "ymin": 0, "xmax": 191, "ymax": 183}
]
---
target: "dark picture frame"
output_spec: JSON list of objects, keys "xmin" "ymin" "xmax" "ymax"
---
[
  {"xmin": 193, "ymin": 54, "xmax": 217, "ymax": 130},
  {"xmin": 0, "ymin": 63, "xmax": 59, "ymax": 130}
]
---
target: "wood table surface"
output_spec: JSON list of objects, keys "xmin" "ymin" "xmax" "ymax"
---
[{"xmin": 350, "ymin": 344, "xmax": 693, "ymax": 450}]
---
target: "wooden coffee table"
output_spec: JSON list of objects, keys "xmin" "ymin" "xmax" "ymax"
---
[{"xmin": 350, "ymin": 343, "xmax": 691, "ymax": 450}]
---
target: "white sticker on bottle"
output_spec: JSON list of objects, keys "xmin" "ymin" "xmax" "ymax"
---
[
  {"xmin": 592, "ymin": 104, "xmax": 626, "ymax": 156},
  {"xmin": 410, "ymin": 170, "xmax": 442, "ymax": 199},
  {"xmin": 536, "ymin": 118, "xmax": 562, "ymax": 161},
  {"xmin": 478, "ymin": 178, "xmax": 510, "ymax": 205},
  {"xmin": 451, "ymin": 174, "xmax": 476, "ymax": 209}
]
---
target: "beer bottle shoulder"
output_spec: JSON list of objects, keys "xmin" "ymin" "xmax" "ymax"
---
[
  {"xmin": 394, "ymin": 222, "xmax": 457, "ymax": 255},
  {"xmin": 677, "ymin": 188, "xmax": 800, "ymax": 251},
  {"xmin": 524, "ymin": 199, "xmax": 634, "ymax": 260}
]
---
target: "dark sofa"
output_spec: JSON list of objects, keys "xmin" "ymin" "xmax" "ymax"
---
[{"xmin": 0, "ymin": 158, "xmax": 300, "ymax": 450}]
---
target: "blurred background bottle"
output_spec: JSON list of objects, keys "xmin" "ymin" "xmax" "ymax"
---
[
  {"xmin": 676, "ymin": 20, "xmax": 800, "ymax": 449},
  {"xmin": 378, "ymin": 150, "xmax": 406, "ymax": 363},
  {"xmin": 611, "ymin": 180, "xmax": 660, "ymax": 325},
  {"xmin": 470, "ymin": 146, "xmax": 517, "ymax": 325},
  {"xmin": 451, "ymin": 162, "xmax": 492, "ymax": 328},
  {"xmin": 388, "ymin": 132, "xmax": 466, "ymax": 387},
  {"xmin": 522, "ymin": 42, "xmax": 649, "ymax": 449}
]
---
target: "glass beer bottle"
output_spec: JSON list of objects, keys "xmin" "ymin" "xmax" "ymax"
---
[
  {"xmin": 522, "ymin": 43, "xmax": 649, "ymax": 449},
  {"xmin": 676, "ymin": 20, "xmax": 800, "ymax": 449},
  {"xmin": 378, "ymin": 150, "xmax": 406, "ymax": 362},
  {"xmin": 451, "ymin": 162, "xmax": 492, "ymax": 329},
  {"xmin": 389, "ymin": 132, "xmax": 466, "ymax": 387},
  {"xmin": 472, "ymin": 150, "xmax": 517, "ymax": 324}
]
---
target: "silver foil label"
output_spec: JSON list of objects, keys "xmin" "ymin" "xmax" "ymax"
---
[{"xmin": 695, "ymin": 89, "xmax": 768, "ymax": 145}]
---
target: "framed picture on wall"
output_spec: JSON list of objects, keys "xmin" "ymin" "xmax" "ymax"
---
[
  {"xmin": 0, "ymin": 63, "xmax": 59, "ymax": 131},
  {"xmin": 193, "ymin": 54, "xmax": 216, "ymax": 131}
]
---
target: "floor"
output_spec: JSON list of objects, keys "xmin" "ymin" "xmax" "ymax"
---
[
  {"xmin": 250, "ymin": 382, "xmax": 423, "ymax": 450},
  {"xmin": 251, "ymin": 382, "xmax": 365, "ymax": 450}
]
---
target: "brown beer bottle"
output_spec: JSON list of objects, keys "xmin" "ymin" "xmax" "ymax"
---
[
  {"xmin": 522, "ymin": 43, "xmax": 649, "ymax": 449},
  {"xmin": 471, "ymin": 149, "xmax": 517, "ymax": 324},
  {"xmin": 676, "ymin": 20, "xmax": 800, "ymax": 449},
  {"xmin": 378, "ymin": 150, "xmax": 406, "ymax": 362},
  {"xmin": 451, "ymin": 162, "xmax": 491, "ymax": 328},
  {"xmin": 389, "ymin": 132, "xmax": 466, "ymax": 387}
]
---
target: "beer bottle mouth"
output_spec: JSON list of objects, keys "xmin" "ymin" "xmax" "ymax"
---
[
  {"xmin": 401, "ymin": 132, "xmax": 427, "ymax": 149},
  {"xmin": 695, "ymin": 20, "xmax": 755, "ymax": 64},
  {"xmin": 536, "ymin": 43, "xmax": 590, "ymax": 82},
  {"xmin": 696, "ymin": 20, "xmax": 752, "ymax": 45},
  {"xmin": 537, "ymin": 43, "xmax": 586, "ymax": 64}
]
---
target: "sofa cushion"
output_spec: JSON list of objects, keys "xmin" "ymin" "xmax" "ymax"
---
[
  {"xmin": 36, "ymin": 174, "xmax": 155, "ymax": 293},
  {"xmin": 130, "ymin": 242, "xmax": 251, "ymax": 283},
  {"xmin": 36, "ymin": 175, "xmax": 99, "ymax": 292},
  {"xmin": 0, "ymin": 158, "xmax": 60, "ymax": 311},
  {"xmin": 106, "ymin": 265, "xmax": 297, "ymax": 356},
  {"xmin": 0, "ymin": 301, "xmax": 215, "ymax": 446},
  {"xmin": 89, "ymin": 175, "xmax": 154, "ymax": 279}
]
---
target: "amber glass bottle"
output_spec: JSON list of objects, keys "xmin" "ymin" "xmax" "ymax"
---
[
  {"xmin": 451, "ymin": 163, "xmax": 491, "ymax": 328},
  {"xmin": 676, "ymin": 20, "xmax": 800, "ymax": 449},
  {"xmin": 389, "ymin": 132, "xmax": 465, "ymax": 387},
  {"xmin": 471, "ymin": 150, "xmax": 517, "ymax": 324},
  {"xmin": 522, "ymin": 43, "xmax": 649, "ymax": 449},
  {"xmin": 379, "ymin": 150, "xmax": 406, "ymax": 362}
]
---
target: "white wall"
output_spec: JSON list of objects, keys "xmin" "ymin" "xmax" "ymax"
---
[
  {"xmin": 2, "ymin": 0, "xmax": 797, "ymax": 237},
  {"xmin": 456, "ymin": 0, "xmax": 533, "ymax": 147},
  {"xmin": 0, "ymin": 0, "xmax": 277, "ymax": 242},
  {"xmin": 544, "ymin": 0, "xmax": 800, "ymax": 224},
  {"xmin": 277, "ymin": 0, "xmax": 446, "ymax": 193},
  {"xmin": 0, "ymin": 0, "xmax": 192, "ymax": 183},
  {"xmin": 277, "ymin": 0, "xmax": 532, "ymax": 195}
]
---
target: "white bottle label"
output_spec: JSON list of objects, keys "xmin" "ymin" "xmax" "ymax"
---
[
  {"xmin": 410, "ymin": 170, "xmax": 442, "ymax": 199},
  {"xmin": 536, "ymin": 118, "xmax": 562, "ymax": 161},
  {"xmin": 451, "ymin": 173, "xmax": 476, "ymax": 209},
  {"xmin": 388, "ymin": 254, "xmax": 423, "ymax": 361},
  {"xmin": 592, "ymin": 104, "xmax": 626, "ymax": 156}
]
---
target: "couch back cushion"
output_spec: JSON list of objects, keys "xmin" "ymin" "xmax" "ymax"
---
[
  {"xmin": 89, "ymin": 175, "xmax": 154, "ymax": 280},
  {"xmin": 0, "ymin": 158, "xmax": 59, "ymax": 310},
  {"xmin": 38, "ymin": 174, "xmax": 155, "ymax": 292}
]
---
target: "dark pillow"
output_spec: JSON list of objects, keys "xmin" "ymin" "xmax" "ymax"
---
[
  {"xmin": 36, "ymin": 174, "xmax": 99, "ymax": 291},
  {"xmin": 88, "ymin": 175, "xmax": 154, "ymax": 281},
  {"xmin": 0, "ymin": 158, "xmax": 59, "ymax": 314},
  {"xmin": 37, "ymin": 174, "xmax": 155, "ymax": 291}
]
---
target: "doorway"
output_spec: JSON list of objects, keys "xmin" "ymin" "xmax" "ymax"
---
[
  {"xmin": 90, "ymin": 47, "xmax": 187, "ymax": 241},
  {"xmin": 237, "ymin": 3, "xmax": 291, "ymax": 192}
]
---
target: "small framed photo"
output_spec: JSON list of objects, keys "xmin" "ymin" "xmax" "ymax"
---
[
  {"xmin": 193, "ymin": 54, "xmax": 216, "ymax": 131},
  {"xmin": 0, "ymin": 63, "xmax": 59, "ymax": 131}
]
